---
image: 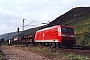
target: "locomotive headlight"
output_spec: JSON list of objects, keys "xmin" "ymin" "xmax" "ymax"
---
[
  {"xmin": 70, "ymin": 35, "xmax": 74, "ymax": 37},
  {"xmin": 62, "ymin": 34, "xmax": 67, "ymax": 37}
]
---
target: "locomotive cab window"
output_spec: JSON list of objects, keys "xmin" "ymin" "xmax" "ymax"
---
[
  {"xmin": 61, "ymin": 28, "xmax": 67, "ymax": 32},
  {"xmin": 67, "ymin": 28, "xmax": 74, "ymax": 33},
  {"xmin": 61, "ymin": 28, "xmax": 73, "ymax": 33}
]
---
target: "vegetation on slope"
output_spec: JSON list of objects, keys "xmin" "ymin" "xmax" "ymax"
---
[{"xmin": 68, "ymin": 16, "xmax": 90, "ymax": 46}]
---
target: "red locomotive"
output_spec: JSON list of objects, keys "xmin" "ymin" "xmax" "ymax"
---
[{"xmin": 34, "ymin": 25, "xmax": 76, "ymax": 47}]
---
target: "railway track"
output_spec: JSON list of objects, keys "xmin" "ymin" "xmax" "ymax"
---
[{"xmin": 54, "ymin": 46, "xmax": 90, "ymax": 58}]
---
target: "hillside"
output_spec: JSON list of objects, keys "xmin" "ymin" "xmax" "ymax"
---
[
  {"xmin": 48, "ymin": 7, "xmax": 90, "ymax": 26},
  {"xmin": 0, "ymin": 32, "xmax": 22, "ymax": 41}
]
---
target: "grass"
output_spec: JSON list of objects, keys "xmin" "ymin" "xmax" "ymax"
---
[
  {"xmin": 16, "ymin": 44, "xmax": 90, "ymax": 60},
  {"xmin": 0, "ymin": 50, "xmax": 6, "ymax": 60},
  {"xmin": 30, "ymin": 46, "xmax": 90, "ymax": 60},
  {"xmin": 67, "ymin": 54, "xmax": 89, "ymax": 60}
]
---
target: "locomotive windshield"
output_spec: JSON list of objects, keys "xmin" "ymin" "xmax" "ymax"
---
[
  {"xmin": 68, "ymin": 28, "xmax": 74, "ymax": 33},
  {"xmin": 61, "ymin": 28, "xmax": 74, "ymax": 33}
]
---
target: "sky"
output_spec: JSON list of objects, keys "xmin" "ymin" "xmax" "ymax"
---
[{"xmin": 0, "ymin": 0, "xmax": 90, "ymax": 35}]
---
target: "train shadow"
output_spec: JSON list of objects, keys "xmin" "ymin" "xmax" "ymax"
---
[
  {"xmin": 60, "ymin": 45, "xmax": 90, "ymax": 50},
  {"xmin": 72, "ymin": 45, "xmax": 90, "ymax": 50}
]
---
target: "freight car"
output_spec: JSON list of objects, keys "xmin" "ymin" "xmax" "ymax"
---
[{"xmin": 34, "ymin": 25, "xmax": 76, "ymax": 48}]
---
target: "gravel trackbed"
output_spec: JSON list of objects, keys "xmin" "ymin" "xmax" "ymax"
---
[{"xmin": 0, "ymin": 46, "xmax": 50, "ymax": 60}]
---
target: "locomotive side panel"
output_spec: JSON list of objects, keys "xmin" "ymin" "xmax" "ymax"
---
[
  {"xmin": 34, "ymin": 26, "xmax": 60, "ymax": 42},
  {"xmin": 44, "ymin": 28, "xmax": 58, "ymax": 42},
  {"xmin": 35, "ymin": 31, "xmax": 43, "ymax": 40}
]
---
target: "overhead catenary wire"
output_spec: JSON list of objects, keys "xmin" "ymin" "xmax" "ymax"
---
[{"xmin": 24, "ymin": 20, "xmax": 36, "ymax": 27}]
